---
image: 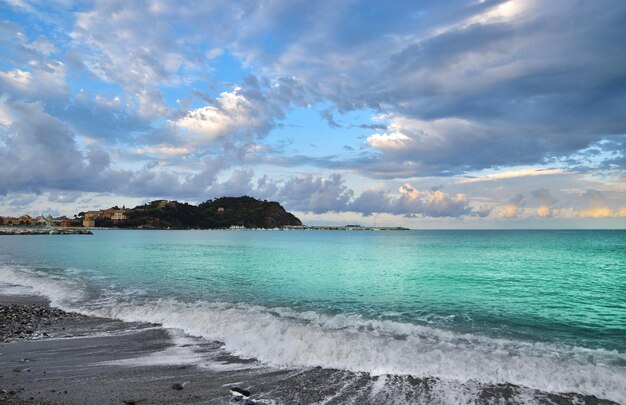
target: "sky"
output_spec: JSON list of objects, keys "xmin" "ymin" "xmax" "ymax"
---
[{"xmin": 0, "ymin": 0, "xmax": 625, "ymax": 228}]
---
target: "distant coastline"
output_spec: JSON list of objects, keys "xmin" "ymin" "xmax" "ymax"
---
[
  {"xmin": 1, "ymin": 196, "xmax": 412, "ymax": 232},
  {"xmin": 0, "ymin": 196, "xmax": 302, "ymax": 230},
  {"xmin": 0, "ymin": 225, "xmax": 409, "ymax": 234}
]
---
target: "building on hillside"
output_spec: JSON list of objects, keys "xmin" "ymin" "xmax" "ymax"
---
[
  {"xmin": 59, "ymin": 217, "xmax": 72, "ymax": 227},
  {"xmin": 18, "ymin": 215, "xmax": 33, "ymax": 225},
  {"xmin": 34, "ymin": 215, "xmax": 47, "ymax": 226},
  {"xmin": 83, "ymin": 218, "xmax": 95, "ymax": 228},
  {"xmin": 217, "ymin": 207, "xmax": 225, "ymax": 212},
  {"xmin": 111, "ymin": 210, "xmax": 128, "ymax": 221},
  {"xmin": 84, "ymin": 211, "xmax": 101, "ymax": 220}
]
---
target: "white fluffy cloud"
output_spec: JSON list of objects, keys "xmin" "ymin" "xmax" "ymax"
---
[
  {"xmin": 173, "ymin": 88, "xmax": 266, "ymax": 142},
  {"xmin": 366, "ymin": 132, "xmax": 412, "ymax": 151}
]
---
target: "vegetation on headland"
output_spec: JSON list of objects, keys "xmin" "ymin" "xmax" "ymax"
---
[
  {"xmin": 93, "ymin": 197, "xmax": 303, "ymax": 229},
  {"xmin": 1, "ymin": 196, "xmax": 303, "ymax": 230}
]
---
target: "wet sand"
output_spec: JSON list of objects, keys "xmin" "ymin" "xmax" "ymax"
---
[{"xmin": 0, "ymin": 294, "xmax": 618, "ymax": 404}]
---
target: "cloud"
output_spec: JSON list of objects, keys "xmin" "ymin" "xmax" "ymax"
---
[
  {"xmin": 68, "ymin": 1, "xmax": 203, "ymax": 117},
  {"xmin": 320, "ymin": 107, "xmax": 341, "ymax": 128},
  {"xmin": 133, "ymin": 145, "xmax": 193, "ymax": 156},
  {"xmin": 243, "ymin": 0, "xmax": 626, "ymax": 175},
  {"xmin": 166, "ymin": 75, "xmax": 312, "ymax": 162},
  {"xmin": 531, "ymin": 187, "xmax": 559, "ymax": 217},
  {"xmin": 359, "ymin": 115, "xmax": 506, "ymax": 176},
  {"xmin": 458, "ymin": 169, "xmax": 566, "ymax": 184},
  {"xmin": 173, "ymin": 87, "xmax": 270, "ymax": 142},
  {"xmin": 274, "ymin": 173, "xmax": 354, "ymax": 214},
  {"xmin": 0, "ymin": 63, "xmax": 67, "ymax": 100},
  {"xmin": 0, "ymin": 69, "xmax": 32, "ymax": 87},
  {"xmin": 576, "ymin": 189, "xmax": 626, "ymax": 218},
  {"xmin": 498, "ymin": 194, "xmax": 526, "ymax": 218},
  {"xmin": 0, "ymin": 0, "xmax": 624, "ymax": 226},
  {"xmin": 48, "ymin": 191, "xmax": 82, "ymax": 203},
  {"xmin": 366, "ymin": 132, "xmax": 412, "ymax": 151},
  {"xmin": 391, "ymin": 183, "xmax": 475, "ymax": 218},
  {"xmin": 0, "ymin": 102, "xmax": 110, "ymax": 195},
  {"xmin": 263, "ymin": 174, "xmax": 488, "ymax": 218},
  {"xmin": 265, "ymin": 174, "xmax": 486, "ymax": 218}
]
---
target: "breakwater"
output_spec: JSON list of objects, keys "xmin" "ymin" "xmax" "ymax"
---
[{"xmin": 0, "ymin": 227, "xmax": 92, "ymax": 235}]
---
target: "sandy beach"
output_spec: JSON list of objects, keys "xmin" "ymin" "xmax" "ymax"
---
[{"xmin": 0, "ymin": 293, "xmax": 618, "ymax": 405}]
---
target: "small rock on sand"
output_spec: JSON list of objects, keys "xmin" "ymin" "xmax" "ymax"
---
[{"xmin": 230, "ymin": 386, "xmax": 251, "ymax": 397}]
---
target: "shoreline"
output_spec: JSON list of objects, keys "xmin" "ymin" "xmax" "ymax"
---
[
  {"xmin": 0, "ymin": 227, "xmax": 92, "ymax": 236},
  {"xmin": 0, "ymin": 293, "xmax": 619, "ymax": 404},
  {"xmin": 0, "ymin": 225, "xmax": 409, "ymax": 234}
]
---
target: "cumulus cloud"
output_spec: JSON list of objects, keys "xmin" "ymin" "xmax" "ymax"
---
[
  {"xmin": 576, "ymin": 190, "xmax": 626, "ymax": 218},
  {"xmin": 363, "ymin": 116, "xmax": 497, "ymax": 176},
  {"xmin": 169, "ymin": 75, "xmax": 311, "ymax": 156},
  {"xmin": 0, "ymin": 99, "xmax": 226, "ymax": 199},
  {"xmin": 260, "ymin": 175, "xmax": 490, "ymax": 218},
  {"xmin": 266, "ymin": 175, "xmax": 487, "ymax": 218},
  {"xmin": 392, "ymin": 183, "xmax": 475, "ymax": 218},
  {"xmin": 531, "ymin": 188, "xmax": 559, "ymax": 217},
  {"xmin": 366, "ymin": 132, "xmax": 412, "ymax": 151},
  {"xmin": 498, "ymin": 194, "xmax": 526, "ymax": 218},
  {"xmin": 0, "ymin": 61, "xmax": 67, "ymax": 102},
  {"xmin": 173, "ymin": 87, "xmax": 270, "ymax": 142},
  {"xmin": 274, "ymin": 174, "xmax": 354, "ymax": 214}
]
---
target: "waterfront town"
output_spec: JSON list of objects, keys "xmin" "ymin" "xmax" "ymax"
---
[{"xmin": 0, "ymin": 207, "xmax": 129, "ymax": 228}]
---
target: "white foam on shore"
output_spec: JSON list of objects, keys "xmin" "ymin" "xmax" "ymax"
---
[
  {"xmin": 96, "ymin": 328, "xmax": 252, "ymax": 371},
  {"xmin": 88, "ymin": 299, "xmax": 626, "ymax": 403},
  {"xmin": 0, "ymin": 264, "xmax": 85, "ymax": 305},
  {"xmin": 1, "ymin": 264, "xmax": 625, "ymax": 403}
]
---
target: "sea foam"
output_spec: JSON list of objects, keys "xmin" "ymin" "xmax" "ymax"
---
[{"xmin": 1, "ymin": 264, "xmax": 625, "ymax": 403}]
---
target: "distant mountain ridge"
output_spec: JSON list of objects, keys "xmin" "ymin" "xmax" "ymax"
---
[{"xmin": 84, "ymin": 196, "xmax": 303, "ymax": 229}]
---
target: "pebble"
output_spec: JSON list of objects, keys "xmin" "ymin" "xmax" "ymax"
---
[
  {"xmin": 0, "ymin": 304, "xmax": 84, "ymax": 343},
  {"xmin": 230, "ymin": 387, "xmax": 251, "ymax": 398}
]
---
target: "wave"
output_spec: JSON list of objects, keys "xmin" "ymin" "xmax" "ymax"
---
[{"xmin": 1, "ymin": 264, "xmax": 624, "ymax": 403}]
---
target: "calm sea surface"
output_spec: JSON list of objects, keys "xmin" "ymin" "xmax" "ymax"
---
[{"xmin": 1, "ymin": 230, "xmax": 624, "ymax": 401}]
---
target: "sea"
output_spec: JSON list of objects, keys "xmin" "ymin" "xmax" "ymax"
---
[{"xmin": 0, "ymin": 229, "xmax": 624, "ymax": 403}]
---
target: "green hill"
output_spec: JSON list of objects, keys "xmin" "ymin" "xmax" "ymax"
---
[{"xmin": 91, "ymin": 196, "xmax": 302, "ymax": 229}]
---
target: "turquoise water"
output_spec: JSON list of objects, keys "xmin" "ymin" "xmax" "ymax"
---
[{"xmin": 0, "ymin": 230, "xmax": 625, "ymax": 401}]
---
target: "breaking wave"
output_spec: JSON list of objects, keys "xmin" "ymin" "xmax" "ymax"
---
[{"xmin": 1, "ymin": 264, "xmax": 624, "ymax": 403}]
